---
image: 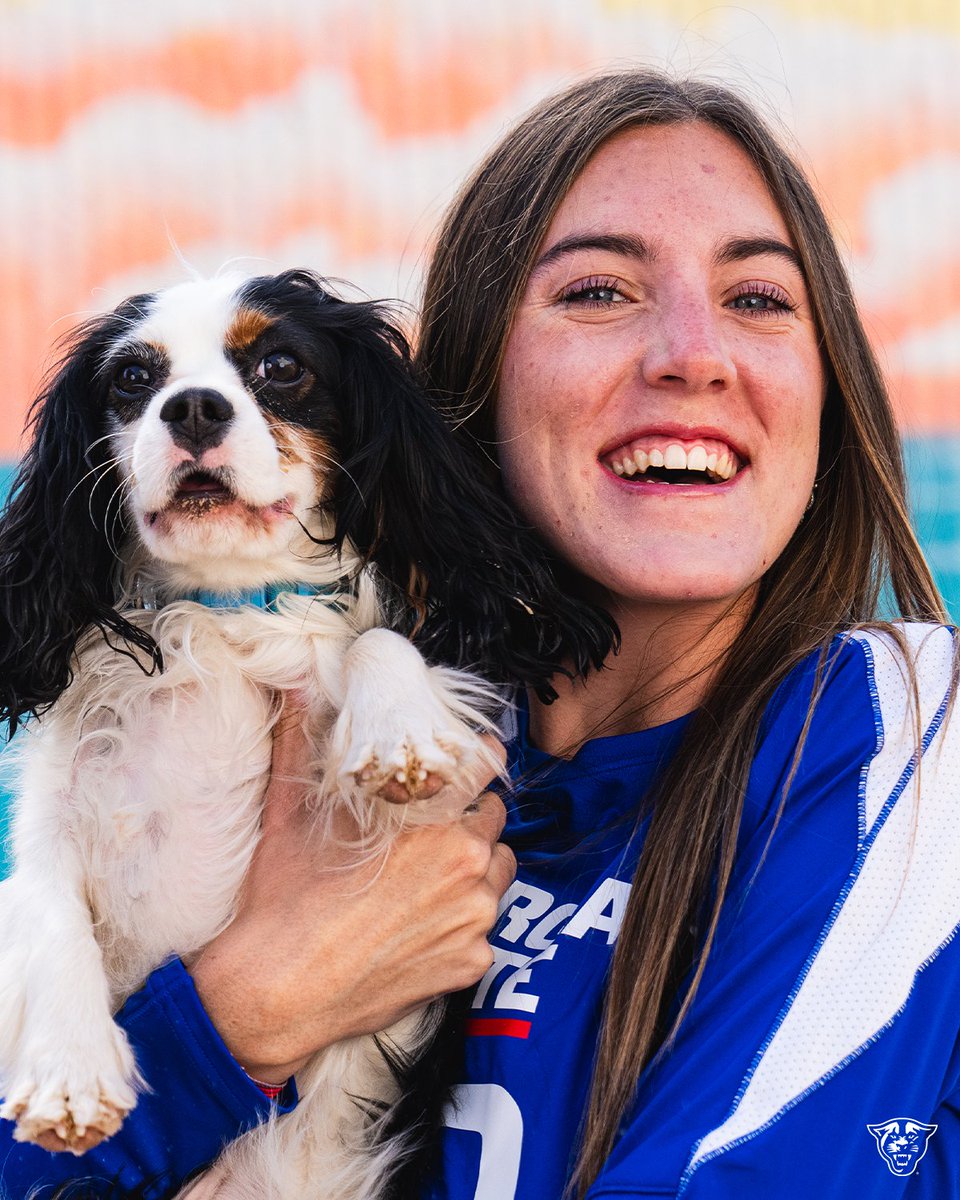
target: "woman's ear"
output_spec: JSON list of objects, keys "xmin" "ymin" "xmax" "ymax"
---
[
  {"xmin": 0, "ymin": 314, "xmax": 160, "ymax": 735},
  {"xmin": 327, "ymin": 302, "xmax": 618, "ymax": 697}
]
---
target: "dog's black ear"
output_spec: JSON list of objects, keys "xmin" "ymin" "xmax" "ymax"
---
[
  {"xmin": 0, "ymin": 305, "xmax": 161, "ymax": 736},
  {"xmin": 324, "ymin": 299, "xmax": 618, "ymax": 699}
]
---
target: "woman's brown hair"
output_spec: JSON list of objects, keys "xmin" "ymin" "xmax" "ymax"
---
[{"xmin": 416, "ymin": 69, "xmax": 946, "ymax": 1195}]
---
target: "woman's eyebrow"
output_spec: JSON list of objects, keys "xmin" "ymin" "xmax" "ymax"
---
[
  {"xmin": 531, "ymin": 232, "xmax": 803, "ymax": 278},
  {"xmin": 531, "ymin": 232, "xmax": 654, "ymax": 275},
  {"xmin": 714, "ymin": 236, "xmax": 803, "ymax": 272}
]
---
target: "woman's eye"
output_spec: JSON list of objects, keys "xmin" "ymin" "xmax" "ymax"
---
[
  {"xmin": 256, "ymin": 351, "xmax": 304, "ymax": 384},
  {"xmin": 561, "ymin": 277, "xmax": 629, "ymax": 306},
  {"xmin": 728, "ymin": 286, "xmax": 796, "ymax": 317},
  {"xmin": 112, "ymin": 362, "xmax": 153, "ymax": 395}
]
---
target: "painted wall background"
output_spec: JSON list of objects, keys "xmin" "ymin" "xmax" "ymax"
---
[{"xmin": 1, "ymin": 0, "xmax": 959, "ymax": 859}]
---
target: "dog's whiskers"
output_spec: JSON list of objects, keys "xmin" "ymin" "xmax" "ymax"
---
[
  {"xmin": 68, "ymin": 455, "xmax": 126, "ymax": 507},
  {"xmin": 102, "ymin": 475, "xmax": 136, "ymax": 559},
  {"xmin": 79, "ymin": 460, "xmax": 127, "ymax": 534}
]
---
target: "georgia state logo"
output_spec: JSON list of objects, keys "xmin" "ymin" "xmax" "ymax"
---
[{"xmin": 866, "ymin": 1118, "xmax": 938, "ymax": 1176}]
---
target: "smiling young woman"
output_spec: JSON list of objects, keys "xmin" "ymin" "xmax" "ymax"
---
[
  {"xmin": 416, "ymin": 70, "xmax": 956, "ymax": 1199},
  {"xmin": 493, "ymin": 121, "xmax": 825, "ymax": 743}
]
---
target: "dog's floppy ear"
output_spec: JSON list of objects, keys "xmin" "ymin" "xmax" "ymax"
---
[
  {"xmin": 0, "ymin": 304, "xmax": 161, "ymax": 736},
  {"xmin": 321, "ymin": 294, "xmax": 618, "ymax": 699}
]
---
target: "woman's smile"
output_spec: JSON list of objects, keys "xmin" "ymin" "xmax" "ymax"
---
[{"xmin": 599, "ymin": 429, "xmax": 745, "ymax": 486}]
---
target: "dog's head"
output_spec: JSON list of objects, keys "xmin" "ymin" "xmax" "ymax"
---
[
  {"xmin": 0, "ymin": 269, "xmax": 617, "ymax": 733},
  {"xmin": 104, "ymin": 272, "xmax": 339, "ymax": 591}
]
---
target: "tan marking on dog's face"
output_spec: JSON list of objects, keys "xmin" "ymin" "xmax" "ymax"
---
[
  {"xmin": 225, "ymin": 308, "xmax": 275, "ymax": 353},
  {"xmin": 267, "ymin": 419, "xmax": 336, "ymax": 490}
]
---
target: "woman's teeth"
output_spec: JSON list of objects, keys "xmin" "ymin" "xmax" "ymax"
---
[{"xmin": 607, "ymin": 441, "xmax": 739, "ymax": 482}]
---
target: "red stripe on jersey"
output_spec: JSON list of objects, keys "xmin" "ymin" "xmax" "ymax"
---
[{"xmin": 465, "ymin": 1017, "xmax": 532, "ymax": 1039}]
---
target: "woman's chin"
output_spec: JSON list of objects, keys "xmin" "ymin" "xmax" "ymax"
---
[{"xmin": 600, "ymin": 568, "xmax": 762, "ymax": 615}]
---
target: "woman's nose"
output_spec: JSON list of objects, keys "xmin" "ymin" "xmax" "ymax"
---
[{"xmin": 640, "ymin": 297, "xmax": 737, "ymax": 391}]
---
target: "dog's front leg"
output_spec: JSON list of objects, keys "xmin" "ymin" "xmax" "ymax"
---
[
  {"xmin": 326, "ymin": 628, "xmax": 502, "ymax": 808},
  {"xmin": 0, "ymin": 736, "xmax": 138, "ymax": 1153}
]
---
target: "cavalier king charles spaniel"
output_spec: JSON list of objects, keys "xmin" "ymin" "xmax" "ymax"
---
[{"xmin": 0, "ymin": 270, "xmax": 615, "ymax": 1199}]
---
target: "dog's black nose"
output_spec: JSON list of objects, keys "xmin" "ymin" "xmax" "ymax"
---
[{"xmin": 159, "ymin": 388, "xmax": 234, "ymax": 451}]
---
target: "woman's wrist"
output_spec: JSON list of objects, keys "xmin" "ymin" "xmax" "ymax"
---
[{"xmin": 184, "ymin": 940, "xmax": 322, "ymax": 1084}]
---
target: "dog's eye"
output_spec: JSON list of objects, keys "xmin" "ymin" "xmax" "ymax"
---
[
  {"xmin": 256, "ymin": 351, "xmax": 304, "ymax": 385},
  {"xmin": 113, "ymin": 362, "xmax": 153, "ymax": 396}
]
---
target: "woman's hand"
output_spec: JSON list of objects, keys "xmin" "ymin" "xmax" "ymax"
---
[{"xmin": 187, "ymin": 706, "xmax": 514, "ymax": 1084}]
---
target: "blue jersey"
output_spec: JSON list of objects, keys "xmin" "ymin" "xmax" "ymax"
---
[
  {"xmin": 425, "ymin": 625, "xmax": 960, "ymax": 1199},
  {"xmin": 2, "ymin": 625, "xmax": 960, "ymax": 1198}
]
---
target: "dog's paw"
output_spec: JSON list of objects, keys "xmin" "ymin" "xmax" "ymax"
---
[
  {"xmin": 336, "ymin": 710, "xmax": 492, "ymax": 806},
  {"xmin": 351, "ymin": 740, "xmax": 460, "ymax": 804},
  {"xmin": 328, "ymin": 628, "xmax": 502, "ymax": 809},
  {"xmin": 1, "ymin": 1027, "xmax": 137, "ymax": 1154}
]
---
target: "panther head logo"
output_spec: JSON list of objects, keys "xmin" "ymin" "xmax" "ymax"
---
[{"xmin": 866, "ymin": 1118, "xmax": 937, "ymax": 1176}]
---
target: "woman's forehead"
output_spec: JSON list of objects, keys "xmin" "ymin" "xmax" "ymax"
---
[{"xmin": 539, "ymin": 121, "xmax": 794, "ymax": 255}]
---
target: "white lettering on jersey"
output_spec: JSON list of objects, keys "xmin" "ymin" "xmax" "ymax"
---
[
  {"xmin": 447, "ymin": 1083, "xmax": 523, "ymax": 1200},
  {"xmin": 561, "ymin": 877, "xmax": 631, "ymax": 945},
  {"xmin": 472, "ymin": 946, "xmax": 530, "ymax": 1008},
  {"xmin": 497, "ymin": 881, "xmax": 555, "ymax": 942},
  {"xmin": 524, "ymin": 903, "xmax": 577, "ymax": 951},
  {"xmin": 495, "ymin": 944, "xmax": 557, "ymax": 1012},
  {"xmin": 471, "ymin": 944, "xmax": 559, "ymax": 1012},
  {"xmin": 476, "ymin": 876, "xmax": 632, "ymax": 1014}
]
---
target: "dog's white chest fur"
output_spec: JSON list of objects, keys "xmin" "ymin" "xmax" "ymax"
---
[
  {"xmin": 0, "ymin": 590, "xmax": 495, "ymax": 1199},
  {"xmin": 43, "ymin": 606, "xmax": 281, "ymax": 994}
]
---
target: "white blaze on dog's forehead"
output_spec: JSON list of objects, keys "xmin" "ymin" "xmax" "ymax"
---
[{"xmin": 112, "ymin": 275, "xmax": 249, "ymax": 375}]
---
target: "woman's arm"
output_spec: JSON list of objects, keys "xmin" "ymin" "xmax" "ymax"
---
[{"xmin": 0, "ymin": 715, "xmax": 513, "ymax": 1197}]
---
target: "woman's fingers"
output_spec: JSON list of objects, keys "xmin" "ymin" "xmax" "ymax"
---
[
  {"xmin": 491, "ymin": 837, "xmax": 518, "ymax": 895},
  {"xmin": 465, "ymin": 784, "xmax": 508, "ymax": 835},
  {"xmin": 462, "ymin": 789, "xmax": 515, "ymax": 895}
]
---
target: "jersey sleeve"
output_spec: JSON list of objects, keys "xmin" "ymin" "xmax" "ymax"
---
[{"xmin": 0, "ymin": 958, "xmax": 296, "ymax": 1199}]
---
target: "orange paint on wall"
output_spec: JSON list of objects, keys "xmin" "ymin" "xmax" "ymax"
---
[
  {"xmin": 0, "ymin": 202, "xmax": 223, "ymax": 458},
  {"xmin": 0, "ymin": 20, "xmax": 587, "ymax": 147},
  {"xmin": 811, "ymin": 119, "xmax": 960, "ymax": 258},
  {"xmin": 0, "ymin": 22, "xmax": 958, "ymax": 458},
  {"xmin": 0, "ymin": 32, "xmax": 319, "ymax": 145},
  {"xmin": 277, "ymin": 192, "xmax": 417, "ymax": 260},
  {"xmin": 0, "ymin": 270, "xmax": 66, "ymax": 456},
  {"xmin": 863, "ymin": 264, "xmax": 960, "ymax": 347},
  {"xmin": 0, "ymin": 184, "xmax": 435, "ymax": 461},
  {"xmin": 348, "ymin": 23, "xmax": 584, "ymax": 139},
  {"xmin": 892, "ymin": 374, "xmax": 960, "ymax": 432}
]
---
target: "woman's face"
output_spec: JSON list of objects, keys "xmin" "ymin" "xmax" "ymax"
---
[{"xmin": 496, "ymin": 122, "xmax": 825, "ymax": 614}]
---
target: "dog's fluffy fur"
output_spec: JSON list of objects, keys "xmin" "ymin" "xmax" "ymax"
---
[{"xmin": 0, "ymin": 271, "xmax": 616, "ymax": 1199}]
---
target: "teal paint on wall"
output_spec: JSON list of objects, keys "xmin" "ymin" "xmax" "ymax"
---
[
  {"xmin": 1, "ymin": 463, "xmax": 16, "ymax": 875},
  {"xmin": 0, "ymin": 751, "xmax": 11, "ymax": 879},
  {"xmin": 904, "ymin": 436, "xmax": 960, "ymax": 620}
]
